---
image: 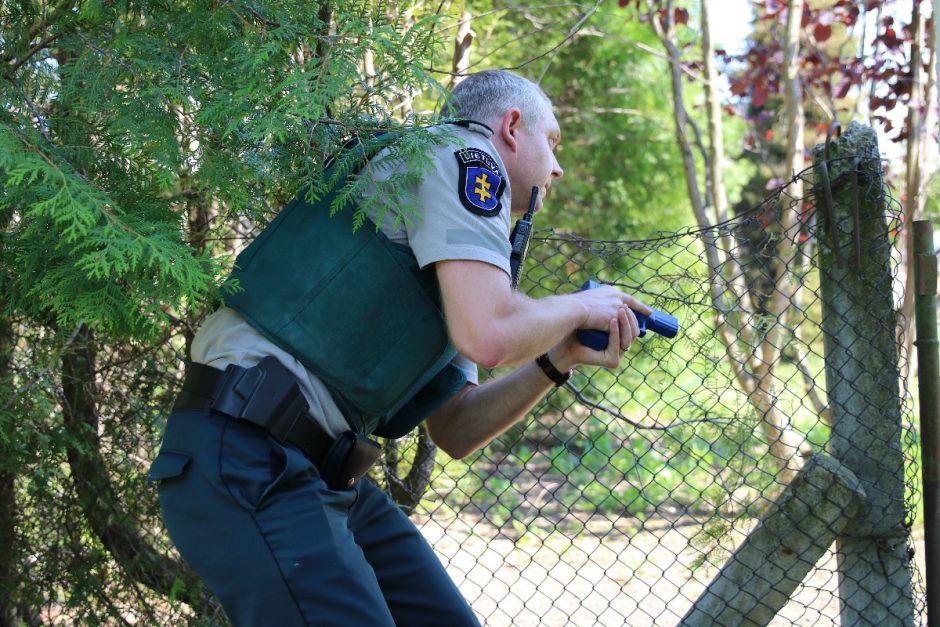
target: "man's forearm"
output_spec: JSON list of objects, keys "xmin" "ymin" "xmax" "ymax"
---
[
  {"xmin": 425, "ymin": 347, "xmax": 574, "ymax": 458},
  {"xmin": 479, "ymin": 291, "xmax": 588, "ymax": 367},
  {"xmin": 436, "ymin": 259, "xmax": 648, "ymax": 370},
  {"xmin": 437, "ymin": 260, "xmax": 585, "ymax": 368}
]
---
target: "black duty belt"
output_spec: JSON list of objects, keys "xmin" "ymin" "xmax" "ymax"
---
[{"xmin": 173, "ymin": 357, "xmax": 334, "ymax": 468}]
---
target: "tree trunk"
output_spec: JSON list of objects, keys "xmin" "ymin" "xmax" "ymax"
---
[
  {"xmin": 382, "ymin": 424, "xmax": 438, "ymax": 515},
  {"xmin": 648, "ymin": 0, "xmax": 803, "ymax": 480},
  {"xmin": 60, "ymin": 325, "xmax": 209, "ymax": 609}
]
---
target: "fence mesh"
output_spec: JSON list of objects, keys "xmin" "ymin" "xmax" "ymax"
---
[
  {"xmin": 387, "ymin": 157, "xmax": 925, "ymax": 625},
  {"xmin": 1, "ymin": 157, "xmax": 927, "ymax": 626}
]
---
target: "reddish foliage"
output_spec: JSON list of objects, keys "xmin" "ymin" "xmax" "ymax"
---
[
  {"xmin": 813, "ymin": 22, "xmax": 832, "ymax": 42},
  {"xmin": 752, "ymin": 82, "xmax": 769, "ymax": 107},
  {"xmin": 800, "ymin": 5, "xmax": 811, "ymax": 27},
  {"xmin": 621, "ymin": 0, "xmax": 927, "ymax": 144},
  {"xmin": 878, "ymin": 27, "xmax": 904, "ymax": 50}
]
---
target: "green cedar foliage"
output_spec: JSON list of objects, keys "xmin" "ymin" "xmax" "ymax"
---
[
  {"xmin": 1, "ymin": 0, "xmax": 446, "ymax": 341},
  {"xmin": 1, "ymin": 2, "xmax": 450, "ymax": 621}
]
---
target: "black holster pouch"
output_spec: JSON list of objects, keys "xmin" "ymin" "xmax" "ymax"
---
[
  {"xmin": 320, "ymin": 431, "xmax": 382, "ymax": 490},
  {"xmin": 172, "ymin": 357, "xmax": 382, "ymax": 491}
]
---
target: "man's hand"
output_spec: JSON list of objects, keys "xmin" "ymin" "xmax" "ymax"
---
[
  {"xmin": 436, "ymin": 259, "xmax": 652, "ymax": 369},
  {"xmin": 426, "ymin": 276, "xmax": 651, "ymax": 459},
  {"xmin": 551, "ymin": 305, "xmax": 644, "ymax": 371},
  {"xmin": 570, "ymin": 283, "xmax": 651, "ymax": 335}
]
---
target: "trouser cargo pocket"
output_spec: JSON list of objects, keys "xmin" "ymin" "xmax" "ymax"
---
[{"xmin": 147, "ymin": 451, "xmax": 192, "ymax": 483}]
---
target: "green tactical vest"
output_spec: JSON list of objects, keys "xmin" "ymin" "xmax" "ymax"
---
[{"xmin": 222, "ymin": 171, "xmax": 467, "ymax": 438}]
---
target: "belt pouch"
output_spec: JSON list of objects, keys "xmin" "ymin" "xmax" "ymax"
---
[{"xmin": 319, "ymin": 431, "xmax": 381, "ymax": 490}]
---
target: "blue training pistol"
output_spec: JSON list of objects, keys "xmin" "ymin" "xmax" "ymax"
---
[{"xmin": 576, "ymin": 280, "xmax": 678, "ymax": 350}]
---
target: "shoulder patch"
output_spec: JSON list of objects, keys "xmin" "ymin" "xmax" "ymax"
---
[{"xmin": 454, "ymin": 148, "xmax": 505, "ymax": 217}]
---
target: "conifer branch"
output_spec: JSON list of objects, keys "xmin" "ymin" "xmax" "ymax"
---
[
  {"xmin": 4, "ymin": 32, "xmax": 60, "ymax": 76},
  {"xmin": 222, "ymin": 0, "xmax": 281, "ymax": 29},
  {"xmin": 5, "ymin": 76, "xmax": 51, "ymax": 140}
]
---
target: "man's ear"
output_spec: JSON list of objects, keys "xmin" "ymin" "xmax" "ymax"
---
[{"xmin": 499, "ymin": 108, "xmax": 523, "ymax": 152}]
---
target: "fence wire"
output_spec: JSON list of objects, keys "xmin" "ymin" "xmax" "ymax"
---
[
  {"xmin": 389, "ymin": 159, "xmax": 925, "ymax": 626},
  {"xmin": 0, "ymin": 157, "xmax": 927, "ymax": 626}
]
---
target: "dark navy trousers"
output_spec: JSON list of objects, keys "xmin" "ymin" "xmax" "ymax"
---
[{"xmin": 148, "ymin": 409, "xmax": 481, "ymax": 626}]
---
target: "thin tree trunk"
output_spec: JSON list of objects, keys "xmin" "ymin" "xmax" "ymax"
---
[
  {"xmin": 647, "ymin": 0, "xmax": 803, "ymax": 479},
  {"xmin": 701, "ymin": 0, "xmax": 729, "ymax": 228},
  {"xmin": 900, "ymin": 2, "xmax": 934, "ymax": 377},
  {"xmin": 701, "ymin": 0, "xmax": 749, "ymax": 310},
  {"xmin": 0, "ymin": 469, "xmax": 12, "ymax": 624},
  {"xmin": 748, "ymin": 0, "xmax": 806, "ymax": 478},
  {"xmin": 448, "ymin": 11, "xmax": 474, "ymax": 88},
  {"xmin": 60, "ymin": 325, "xmax": 207, "ymax": 608},
  {"xmin": 0, "ymin": 207, "xmax": 19, "ymax": 626}
]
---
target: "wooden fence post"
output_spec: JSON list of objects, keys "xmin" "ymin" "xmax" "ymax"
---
[
  {"xmin": 913, "ymin": 219, "xmax": 939, "ymax": 626},
  {"xmin": 812, "ymin": 121, "xmax": 915, "ymax": 625},
  {"xmin": 678, "ymin": 454, "xmax": 865, "ymax": 625}
]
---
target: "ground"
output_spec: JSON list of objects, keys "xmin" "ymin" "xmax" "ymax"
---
[{"xmin": 417, "ymin": 514, "xmax": 929, "ymax": 626}]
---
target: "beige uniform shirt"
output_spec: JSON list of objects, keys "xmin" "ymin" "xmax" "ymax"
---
[{"xmin": 192, "ymin": 121, "xmax": 512, "ymax": 437}]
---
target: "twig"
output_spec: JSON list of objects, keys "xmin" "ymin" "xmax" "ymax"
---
[
  {"xmin": 537, "ymin": 0, "xmax": 601, "ymax": 83},
  {"xmin": 428, "ymin": 12, "xmax": 593, "ymax": 77},
  {"xmin": 5, "ymin": 32, "xmax": 60, "ymax": 75},
  {"xmin": 565, "ymin": 382, "xmax": 734, "ymax": 431},
  {"xmin": 4, "ymin": 74, "xmax": 51, "ymax": 140}
]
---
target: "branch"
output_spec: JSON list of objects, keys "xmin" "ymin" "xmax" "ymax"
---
[
  {"xmin": 4, "ymin": 75, "xmax": 51, "ymax": 141},
  {"xmin": 5, "ymin": 32, "xmax": 60, "ymax": 76},
  {"xmin": 553, "ymin": 105, "xmax": 645, "ymax": 116},
  {"xmin": 565, "ymin": 382, "xmax": 735, "ymax": 431},
  {"xmin": 428, "ymin": 10, "xmax": 595, "ymax": 77},
  {"xmin": 792, "ymin": 348, "xmax": 830, "ymax": 422},
  {"xmin": 687, "ymin": 115, "xmax": 712, "ymax": 214},
  {"xmin": 536, "ymin": 0, "xmax": 601, "ymax": 83}
]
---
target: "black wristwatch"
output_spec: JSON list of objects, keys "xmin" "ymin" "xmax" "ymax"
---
[{"xmin": 536, "ymin": 353, "xmax": 570, "ymax": 387}]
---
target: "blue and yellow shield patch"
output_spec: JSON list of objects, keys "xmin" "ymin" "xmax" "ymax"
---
[{"xmin": 455, "ymin": 148, "xmax": 505, "ymax": 217}]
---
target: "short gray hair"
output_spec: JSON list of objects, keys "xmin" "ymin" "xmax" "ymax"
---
[{"xmin": 444, "ymin": 70, "xmax": 552, "ymax": 128}]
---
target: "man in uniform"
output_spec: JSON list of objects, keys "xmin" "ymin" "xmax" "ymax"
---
[{"xmin": 148, "ymin": 70, "xmax": 650, "ymax": 626}]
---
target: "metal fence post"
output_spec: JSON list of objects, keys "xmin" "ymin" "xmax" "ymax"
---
[
  {"xmin": 812, "ymin": 121, "xmax": 915, "ymax": 624},
  {"xmin": 914, "ymin": 219, "xmax": 939, "ymax": 627}
]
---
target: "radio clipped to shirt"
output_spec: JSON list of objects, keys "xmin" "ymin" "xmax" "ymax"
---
[{"xmin": 509, "ymin": 186, "xmax": 540, "ymax": 290}]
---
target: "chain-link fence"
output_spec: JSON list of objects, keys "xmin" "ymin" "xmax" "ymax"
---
[
  {"xmin": 385, "ymin": 151, "xmax": 926, "ymax": 624},
  {"xmin": 0, "ymin": 136, "xmax": 928, "ymax": 625}
]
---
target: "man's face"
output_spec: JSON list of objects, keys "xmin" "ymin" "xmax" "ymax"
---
[{"xmin": 511, "ymin": 109, "xmax": 563, "ymax": 214}]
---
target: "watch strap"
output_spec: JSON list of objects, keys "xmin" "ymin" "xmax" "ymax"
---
[{"xmin": 536, "ymin": 353, "xmax": 570, "ymax": 387}]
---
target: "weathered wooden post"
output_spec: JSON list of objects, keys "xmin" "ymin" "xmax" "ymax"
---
[
  {"xmin": 812, "ymin": 121, "xmax": 914, "ymax": 624},
  {"xmin": 913, "ymin": 220, "xmax": 939, "ymax": 626},
  {"xmin": 678, "ymin": 454, "xmax": 865, "ymax": 626}
]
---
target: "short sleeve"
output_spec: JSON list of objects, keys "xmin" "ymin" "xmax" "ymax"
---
[
  {"xmin": 450, "ymin": 352, "xmax": 479, "ymax": 385},
  {"xmin": 405, "ymin": 133, "xmax": 513, "ymax": 275}
]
